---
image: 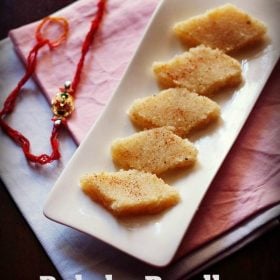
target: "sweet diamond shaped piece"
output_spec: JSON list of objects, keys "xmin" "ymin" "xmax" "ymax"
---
[
  {"xmin": 153, "ymin": 45, "xmax": 242, "ymax": 96},
  {"xmin": 129, "ymin": 88, "xmax": 220, "ymax": 137},
  {"xmin": 173, "ymin": 4, "xmax": 267, "ymax": 53},
  {"xmin": 80, "ymin": 169, "xmax": 180, "ymax": 217},
  {"xmin": 111, "ymin": 127, "xmax": 197, "ymax": 175}
]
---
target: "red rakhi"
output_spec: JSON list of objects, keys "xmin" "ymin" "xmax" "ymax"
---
[{"xmin": 0, "ymin": 0, "xmax": 106, "ymax": 165}]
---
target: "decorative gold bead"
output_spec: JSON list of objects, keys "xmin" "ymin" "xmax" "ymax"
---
[{"xmin": 51, "ymin": 91, "xmax": 74, "ymax": 119}]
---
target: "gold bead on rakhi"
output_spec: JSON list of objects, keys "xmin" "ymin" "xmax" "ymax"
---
[{"xmin": 51, "ymin": 80, "xmax": 75, "ymax": 125}]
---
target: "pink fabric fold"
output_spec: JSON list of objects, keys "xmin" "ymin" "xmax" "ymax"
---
[{"xmin": 9, "ymin": 0, "xmax": 280, "ymax": 261}]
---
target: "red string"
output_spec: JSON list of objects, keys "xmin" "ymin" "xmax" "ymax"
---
[
  {"xmin": 0, "ymin": 0, "xmax": 106, "ymax": 165},
  {"xmin": 0, "ymin": 39, "xmax": 60, "ymax": 165},
  {"xmin": 36, "ymin": 17, "xmax": 69, "ymax": 49},
  {"xmin": 72, "ymin": 0, "xmax": 106, "ymax": 92}
]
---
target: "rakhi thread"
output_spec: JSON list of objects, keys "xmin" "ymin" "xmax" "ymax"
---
[{"xmin": 0, "ymin": 0, "xmax": 106, "ymax": 165}]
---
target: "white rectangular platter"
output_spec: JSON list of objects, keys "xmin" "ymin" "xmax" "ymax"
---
[{"xmin": 44, "ymin": 0, "xmax": 280, "ymax": 266}]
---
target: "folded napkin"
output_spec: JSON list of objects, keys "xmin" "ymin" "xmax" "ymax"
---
[{"xmin": 9, "ymin": 0, "xmax": 280, "ymax": 262}]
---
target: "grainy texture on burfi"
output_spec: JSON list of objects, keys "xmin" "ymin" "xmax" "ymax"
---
[
  {"xmin": 80, "ymin": 169, "xmax": 180, "ymax": 217},
  {"xmin": 129, "ymin": 88, "xmax": 220, "ymax": 137},
  {"xmin": 153, "ymin": 45, "xmax": 242, "ymax": 95},
  {"xmin": 173, "ymin": 4, "xmax": 267, "ymax": 53},
  {"xmin": 111, "ymin": 127, "xmax": 197, "ymax": 174}
]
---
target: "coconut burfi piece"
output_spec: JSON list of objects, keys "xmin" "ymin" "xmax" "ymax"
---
[
  {"xmin": 129, "ymin": 88, "xmax": 220, "ymax": 137},
  {"xmin": 111, "ymin": 127, "xmax": 197, "ymax": 174},
  {"xmin": 153, "ymin": 45, "xmax": 242, "ymax": 95},
  {"xmin": 173, "ymin": 4, "xmax": 267, "ymax": 53},
  {"xmin": 80, "ymin": 169, "xmax": 180, "ymax": 217}
]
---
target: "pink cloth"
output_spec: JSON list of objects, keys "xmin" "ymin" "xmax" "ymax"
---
[{"xmin": 9, "ymin": 0, "xmax": 280, "ymax": 261}]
